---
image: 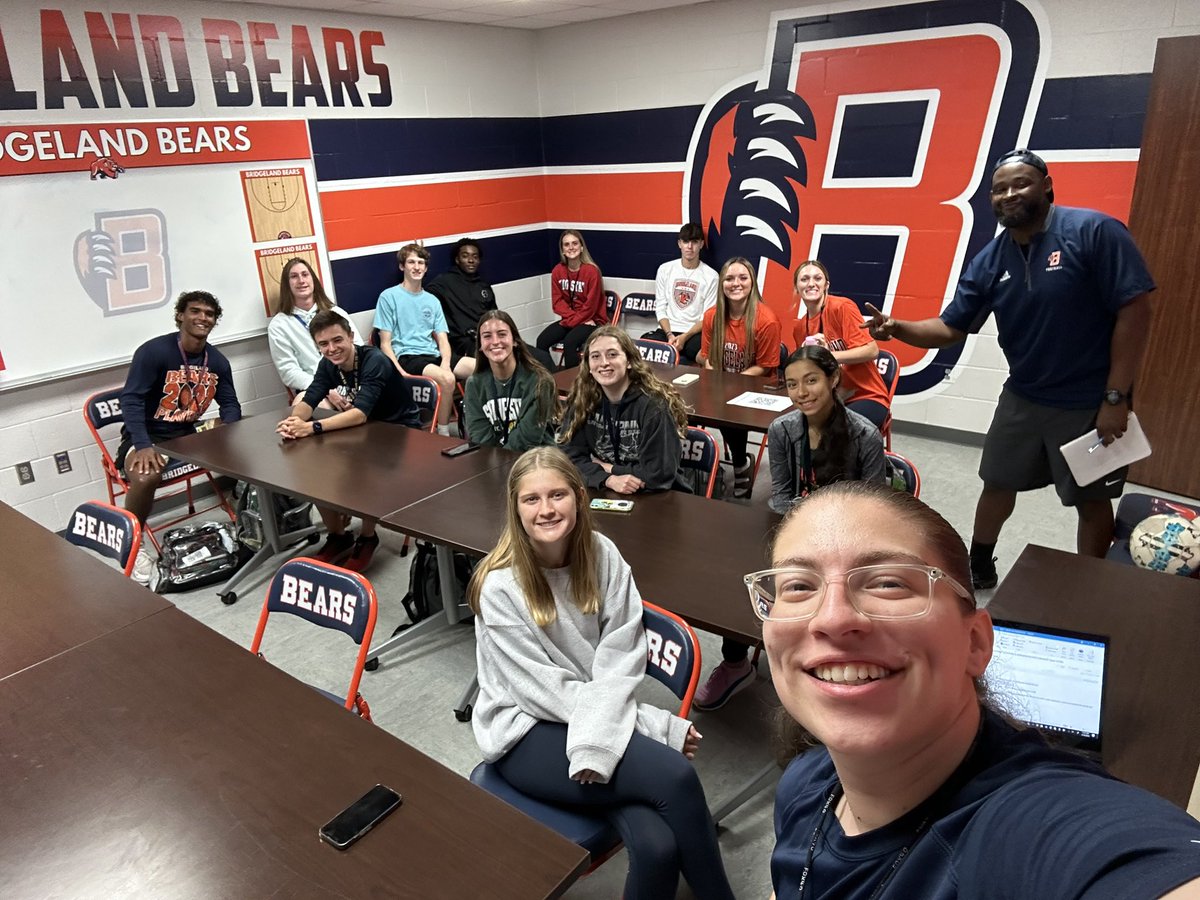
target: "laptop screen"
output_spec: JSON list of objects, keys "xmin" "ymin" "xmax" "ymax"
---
[{"xmin": 987, "ymin": 619, "xmax": 1109, "ymax": 756}]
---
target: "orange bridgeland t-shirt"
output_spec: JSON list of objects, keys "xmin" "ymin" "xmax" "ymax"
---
[
  {"xmin": 792, "ymin": 293, "xmax": 889, "ymax": 408},
  {"xmin": 701, "ymin": 302, "xmax": 781, "ymax": 374}
]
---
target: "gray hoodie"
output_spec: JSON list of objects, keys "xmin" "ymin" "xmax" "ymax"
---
[{"xmin": 472, "ymin": 533, "xmax": 691, "ymax": 781}]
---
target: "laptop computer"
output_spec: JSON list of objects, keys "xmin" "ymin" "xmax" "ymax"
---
[{"xmin": 987, "ymin": 619, "xmax": 1110, "ymax": 761}]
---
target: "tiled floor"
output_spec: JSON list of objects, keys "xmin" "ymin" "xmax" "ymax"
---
[{"xmin": 163, "ymin": 427, "xmax": 1190, "ymax": 898}]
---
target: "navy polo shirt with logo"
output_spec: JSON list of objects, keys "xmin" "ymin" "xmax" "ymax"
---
[{"xmin": 940, "ymin": 206, "xmax": 1155, "ymax": 409}]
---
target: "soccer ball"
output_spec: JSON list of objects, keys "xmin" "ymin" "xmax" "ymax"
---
[{"xmin": 1129, "ymin": 514, "xmax": 1200, "ymax": 576}]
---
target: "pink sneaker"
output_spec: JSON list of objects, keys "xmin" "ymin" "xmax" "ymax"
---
[{"xmin": 693, "ymin": 659, "xmax": 755, "ymax": 711}]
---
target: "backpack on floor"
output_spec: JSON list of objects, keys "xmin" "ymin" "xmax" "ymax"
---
[
  {"xmin": 150, "ymin": 521, "xmax": 249, "ymax": 593},
  {"xmin": 399, "ymin": 540, "xmax": 476, "ymax": 628},
  {"xmin": 234, "ymin": 483, "xmax": 314, "ymax": 552}
]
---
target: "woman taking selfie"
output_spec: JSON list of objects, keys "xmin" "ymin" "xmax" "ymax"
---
[
  {"xmin": 754, "ymin": 481, "xmax": 1200, "ymax": 899},
  {"xmin": 694, "ymin": 345, "xmax": 887, "ymax": 711},
  {"xmin": 469, "ymin": 447, "xmax": 735, "ymax": 900}
]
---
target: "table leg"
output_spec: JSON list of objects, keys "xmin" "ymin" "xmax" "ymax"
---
[
  {"xmin": 364, "ymin": 544, "xmax": 471, "ymax": 667},
  {"xmin": 710, "ymin": 761, "xmax": 781, "ymax": 825},
  {"xmin": 213, "ymin": 485, "xmax": 321, "ymax": 604}
]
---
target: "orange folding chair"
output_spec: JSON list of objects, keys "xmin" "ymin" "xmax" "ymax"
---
[
  {"xmin": 82, "ymin": 388, "xmax": 234, "ymax": 551},
  {"xmin": 250, "ymin": 558, "xmax": 379, "ymax": 720},
  {"xmin": 63, "ymin": 500, "xmax": 143, "ymax": 577}
]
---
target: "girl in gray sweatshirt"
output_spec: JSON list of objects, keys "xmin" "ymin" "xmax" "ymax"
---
[{"xmin": 467, "ymin": 446, "xmax": 734, "ymax": 900}]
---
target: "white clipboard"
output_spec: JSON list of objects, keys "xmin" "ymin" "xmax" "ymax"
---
[{"xmin": 1059, "ymin": 412, "xmax": 1152, "ymax": 486}]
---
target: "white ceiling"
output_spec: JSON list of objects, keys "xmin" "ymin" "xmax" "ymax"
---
[{"xmin": 223, "ymin": 0, "xmax": 711, "ymax": 30}]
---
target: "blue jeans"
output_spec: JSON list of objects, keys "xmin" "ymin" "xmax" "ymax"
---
[{"xmin": 495, "ymin": 721, "xmax": 735, "ymax": 900}]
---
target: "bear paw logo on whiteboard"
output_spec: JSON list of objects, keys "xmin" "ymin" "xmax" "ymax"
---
[{"xmin": 73, "ymin": 209, "xmax": 172, "ymax": 315}]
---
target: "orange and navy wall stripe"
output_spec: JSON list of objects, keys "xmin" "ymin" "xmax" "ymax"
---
[{"xmin": 319, "ymin": 74, "xmax": 1149, "ymax": 314}]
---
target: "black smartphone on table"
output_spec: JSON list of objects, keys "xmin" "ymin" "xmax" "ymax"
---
[
  {"xmin": 441, "ymin": 442, "xmax": 479, "ymax": 457},
  {"xmin": 319, "ymin": 784, "xmax": 402, "ymax": 850}
]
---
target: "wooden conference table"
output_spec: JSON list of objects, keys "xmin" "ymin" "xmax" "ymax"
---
[
  {"xmin": 0, "ymin": 501, "xmax": 172, "ymax": 680},
  {"xmin": 554, "ymin": 362, "xmax": 787, "ymax": 432},
  {"xmin": 989, "ymin": 544, "xmax": 1200, "ymax": 808},
  {"xmin": 1, "ymin": 505, "xmax": 589, "ymax": 898},
  {"xmin": 158, "ymin": 414, "xmax": 512, "ymax": 603},
  {"xmin": 384, "ymin": 461, "xmax": 779, "ymax": 644},
  {"xmin": 159, "ymin": 412, "xmax": 781, "ymax": 649}
]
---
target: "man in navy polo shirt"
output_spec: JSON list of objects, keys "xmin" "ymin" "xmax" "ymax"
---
[{"xmin": 864, "ymin": 149, "xmax": 1154, "ymax": 589}]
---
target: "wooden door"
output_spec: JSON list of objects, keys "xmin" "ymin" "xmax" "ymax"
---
[{"xmin": 1127, "ymin": 35, "xmax": 1200, "ymax": 498}]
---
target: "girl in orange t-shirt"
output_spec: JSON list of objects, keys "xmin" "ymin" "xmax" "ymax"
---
[
  {"xmin": 792, "ymin": 259, "xmax": 890, "ymax": 428},
  {"xmin": 699, "ymin": 257, "xmax": 781, "ymax": 497}
]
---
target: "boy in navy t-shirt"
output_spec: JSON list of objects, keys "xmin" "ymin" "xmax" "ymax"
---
[{"xmin": 119, "ymin": 290, "xmax": 242, "ymax": 579}]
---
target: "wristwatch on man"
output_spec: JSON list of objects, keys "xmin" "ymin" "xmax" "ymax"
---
[
  {"xmin": 311, "ymin": 420, "xmax": 324, "ymax": 434},
  {"xmin": 1103, "ymin": 389, "xmax": 1127, "ymax": 405}
]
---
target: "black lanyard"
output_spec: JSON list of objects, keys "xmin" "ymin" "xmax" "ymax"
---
[
  {"xmin": 798, "ymin": 784, "xmax": 932, "ymax": 900},
  {"xmin": 797, "ymin": 720, "xmax": 985, "ymax": 899},
  {"xmin": 489, "ymin": 370, "xmax": 518, "ymax": 445},
  {"xmin": 601, "ymin": 398, "xmax": 624, "ymax": 465},
  {"xmin": 797, "ymin": 416, "xmax": 816, "ymax": 498},
  {"xmin": 176, "ymin": 337, "xmax": 208, "ymax": 385},
  {"xmin": 337, "ymin": 346, "xmax": 361, "ymax": 402}
]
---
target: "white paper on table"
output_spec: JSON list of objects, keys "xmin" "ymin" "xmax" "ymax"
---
[
  {"xmin": 1059, "ymin": 411, "xmax": 1152, "ymax": 486},
  {"xmin": 727, "ymin": 391, "xmax": 794, "ymax": 412}
]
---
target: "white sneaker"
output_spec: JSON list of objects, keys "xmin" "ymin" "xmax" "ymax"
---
[{"xmin": 131, "ymin": 548, "xmax": 156, "ymax": 584}]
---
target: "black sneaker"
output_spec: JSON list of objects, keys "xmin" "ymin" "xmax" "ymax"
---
[
  {"xmin": 342, "ymin": 534, "xmax": 380, "ymax": 573},
  {"xmin": 732, "ymin": 463, "xmax": 754, "ymax": 500},
  {"xmin": 312, "ymin": 532, "xmax": 355, "ymax": 564},
  {"xmin": 971, "ymin": 556, "xmax": 998, "ymax": 590}
]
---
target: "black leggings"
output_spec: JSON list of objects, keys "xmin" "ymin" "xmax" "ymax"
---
[
  {"xmin": 721, "ymin": 428, "xmax": 750, "ymax": 468},
  {"xmin": 537, "ymin": 322, "xmax": 599, "ymax": 370},
  {"xmin": 495, "ymin": 721, "xmax": 734, "ymax": 900}
]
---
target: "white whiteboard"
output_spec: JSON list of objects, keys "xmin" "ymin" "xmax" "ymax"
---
[{"xmin": 0, "ymin": 158, "xmax": 327, "ymax": 390}]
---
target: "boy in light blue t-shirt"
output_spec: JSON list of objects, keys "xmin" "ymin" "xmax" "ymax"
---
[{"xmin": 374, "ymin": 242, "xmax": 475, "ymax": 433}]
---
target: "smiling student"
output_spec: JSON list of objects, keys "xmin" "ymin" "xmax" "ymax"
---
[
  {"xmin": 643, "ymin": 222, "xmax": 719, "ymax": 364},
  {"xmin": 118, "ymin": 290, "xmax": 242, "ymax": 581},
  {"xmin": 698, "ymin": 256, "xmax": 781, "ymax": 498},
  {"xmin": 464, "ymin": 310, "xmax": 557, "ymax": 452},
  {"xmin": 468, "ymin": 447, "xmax": 735, "ymax": 900},
  {"xmin": 559, "ymin": 326, "xmax": 691, "ymax": 494},
  {"xmin": 276, "ymin": 310, "xmax": 421, "ymax": 572},
  {"xmin": 792, "ymin": 260, "xmax": 890, "ymax": 429},
  {"xmin": 758, "ymin": 481, "xmax": 1200, "ymax": 899},
  {"xmin": 267, "ymin": 257, "xmax": 363, "ymax": 404},
  {"xmin": 375, "ymin": 242, "xmax": 475, "ymax": 435},
  {"xmin": 536, "ymin": 229, "xmax": 607, "ymax": 370}
]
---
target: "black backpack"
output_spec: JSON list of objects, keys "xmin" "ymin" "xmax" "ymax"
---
[
  {"xmin": 399, "ymin": 540, "xmax": 476, "ymax": 627},
  {"xmin": 234, "ymin": 483, "xmax": 314, "ymax": 552}
]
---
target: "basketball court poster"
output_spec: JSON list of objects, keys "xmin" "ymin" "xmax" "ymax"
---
[
  {"xmin": 241, "ymin": 167, "xmax": 315, "ymax": 242},
  {"xmin": 256, "ymin": 242, "xmax": 321, "ymax": 316}
]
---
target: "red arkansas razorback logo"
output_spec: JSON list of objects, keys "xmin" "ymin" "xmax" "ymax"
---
[{"xmin": 686, "ymin": 0, "xmax": 1046, "ymax": 397}]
